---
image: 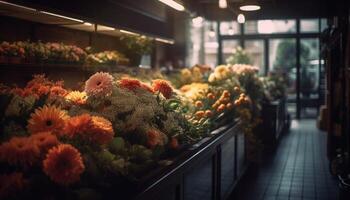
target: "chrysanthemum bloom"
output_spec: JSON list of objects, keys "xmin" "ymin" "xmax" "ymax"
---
[
  {"xmin": 118, "ymin": 78, "xmax": 141, "ymax": 91},
  {"xmin": 27, "ymin": 105, "xmax": 69, "ymax": 136},
  {"xmin": 0, "ymin": 137, "xmax": 40, "ymax": 167},
  {"xmin": 43, "ymin": 144, "xmax": 85, "ymax": 185},
  {"xmin": 89, "ymin": 116, "xmax": 115, "ymax": 145},
  {"xmin": 65, "ymin": 91, "xmax": 87, "ymax": 105},
  {"xmin": 0, "ymin": 172, "xmax": 27, "ymax": 199},
  {"xmin": 50, "ymin": 86, "xmax": 68, "ymax": 97},
  {"xmin": 146, "ymin": 129, "xmax": 168, "ymax": 149},
  {"xmin": 152, "ymin": 79, "xmax": 173, "ymax": 99},
  {"xmin": 140, "ymin": 83, "xmax": 154, "ymax": 93},
  {"xmin": 65, "ymin": 114, "xmax": 114, "ymax": 145},
  {"xmin": 30, "ymin": 131, "xmax": 59, "ymax": 155},
  {"xmin": 85, "ymin": 72, "xmax": 114, "ymax": 97},
  {"xmin": 64, "ymin": 114, "xmax": 93, "ymax": 138}
]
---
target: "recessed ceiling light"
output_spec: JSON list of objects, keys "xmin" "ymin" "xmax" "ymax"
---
[{"xmin": 239, "ymin": 5, "xmax": 261, "ymax": 11}]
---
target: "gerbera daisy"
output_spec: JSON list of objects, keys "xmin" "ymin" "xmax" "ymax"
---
[
  {"xmin": 65, "ymin": 91, "xmax": 87, "ymax": 105},
  {"xmin": 85, "ymin": 72, "xmax": 114, "ymax": 97},
  {"xmin": 152, "ymin": 79, "xmax": 173, "ymax": 99},
  {"xmin": 118, "ymin": 78, "xmax": 141, "ymax": 91},
  {"xmin": 43, "ymin": 144, "xmax": 85, "ymax": 185},
  {"xmin": 30, "ymin": 131, "xmax": 59, "ymax": 155},
  {"xmin": 146, "ymin": 129, "xmax": 167, "ymax": 149},
  {"xmin": 27, "ymin": 105, "xmax": 69, "ymax": 136},
  {"xmin": 64, "ymin": 114, "xmax": 93, "ymax": 138},
  {"xmin": 0, "ymin": 172, "xmax": 27, "ymax": 199},
  {"xmin": 89, "ymin": 116, "xmax": 115, "ymax": 145},
  {"xmin": 0, "ymin": 137, "xmax": 40, "ymax": 167}
]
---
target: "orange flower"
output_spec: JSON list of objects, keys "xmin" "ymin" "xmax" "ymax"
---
[
  {"xmin": 0, "ymin": 172, "xmax": 27, "ymax": 199},
  {"xmin": 89, "ymin": 116, "xmax": 115, "ymax": 145},
  {"xmin": 226, "ymin": 103, "xmax": 233, "ymax": 109},
  {"xmin": 0, "ymin": 137, "xmax": 40, "ymax": 167},
  {"xmin": 195, "ymin": 101, "xmax": 203, "ymax": 108},
  {"xmin": 205, "ymin": 110, "xmax": 213, "ymax": 117},
  {"xmin": 30, "ymin": 131, "xmax": 59, "ymax": 155},
  {"xmin": 50, "ymin": 86, "xmax": 68, "ymax": 97},
  {"xmin": 152, "ymin": 79, "xmax": 173, "ymax": 99},
  {"xmin": 27, "ymin": 105, "xmax": 69, "ymax": 136},
  {"xmin": 146, "ymin": 129, "xmax": 167, "ymax": 149},
  {"xmin": 169, "ymin": 138, "xmax": 179, "ymax": 149},
  {"xmin": 118, "ymin": 78, "xmax": 141, "ymax": 91},
  {"xmin": 64, "ymin": 114, "xmax": 114, "ymax": 145},
  {"xmin": 217, "ymin": 104, "xmax": 226, "ymax": 112},
  {"xmin": 64, "ymin": 114, "xmax": 92, "ymax": 138},
  {"xmin": 43, "ymin": 144, "xmax": 85, "ymax": 185},
  {"xmin": 140, "ymin": 83, "xmax": 154, "ymax": 93},
  {"xmin": 195, "ymin": 111, "xmax": 205, "ymax": 119}
]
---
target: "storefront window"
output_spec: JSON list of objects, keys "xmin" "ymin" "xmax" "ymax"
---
[
  {"xmin": 300, "ymin": 19, "xmax": 319, "ymax": 33},
  {"xmin": 204, "ymin": 21, "xmax": 218, "ymax": 67},
  {"xmin": 220, "ymin": 21, "xmax": 240, "ymax": 35},
  {"xmin": 245, "ymin": 20, "xmax": 296, "ymax": 34},
  {"xmin": 222, "ymin": 40, "xmax": 240, "ymax": 63},
  {"xmin": 244, "ymin": 40, "xmax": 265, "ymax": 75}
]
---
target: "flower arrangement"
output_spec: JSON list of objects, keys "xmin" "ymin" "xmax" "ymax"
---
[
  {"xmin": 0, "ymin": 73, "xmax": 209, "ymax": 199},
  {"xmin": 86, "ymin": 50, "xmax": 129, "ymax": 66}
]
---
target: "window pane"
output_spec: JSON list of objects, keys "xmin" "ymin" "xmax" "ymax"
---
[
  {"xmin": 320, "ymin": 18, "xmax": 328, "ymax": 32},
  {"xmin": 300, "ymin": 19, "xmax": 319, "ymax": 33},
  {"xmin": 220, "ymin": 21, "xmax": 240, "ymax": 35},
  {"xmin": 300, "ymin": 38, "xmax": 320, "ymax": 118},
  {"xmin": 244, "ymin": 40, "xmax": 265, "ymax": 75},
  {"xmin": 245, "ymin": 20, "xmax": 296, "ymax": 34},
  {"xmin": 204, "ymin": 21, "xmax": 218, "ymax": 67},
  {"xmin": 222, "ymin": 40, "xmax": 240, "ymax": 64},
  {"xmin": 269, "ymin": 38, "xmax": 297, "ymax": 117}
]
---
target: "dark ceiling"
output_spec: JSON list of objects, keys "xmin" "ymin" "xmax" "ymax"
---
[{"xmin": 183, "ymin": 0, "xmax": 348, "ymax": 20}]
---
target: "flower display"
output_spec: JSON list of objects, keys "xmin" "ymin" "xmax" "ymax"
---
[
  {"xmin": 85, "ymin": 72, "xmax": 114, "ymax": 97},
  {"xmin": 152, "ymin": 79, "xmax": 173, "ymax": 99},
  {"xmin": 43, "ymin": 144, "xmax": 85, "ymax": 185},
  {"xmin": 27, "ymin": 105, "xmax": 69, "ymax": 136},
  {"xmin": 86, "ymin": 50, "xmax": 129, "ymax": 65},
  {"xmin": 146, "ymin": 129, "xmax": 168, "ymax": 149},
  {"xmin": 0, "ymin": 137, "xmax": 40, "ymax": 167}
]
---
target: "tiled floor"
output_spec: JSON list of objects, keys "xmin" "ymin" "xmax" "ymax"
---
[{"xmin": 230, "ymin": 119, "xmax": 339, "ymax": 200}]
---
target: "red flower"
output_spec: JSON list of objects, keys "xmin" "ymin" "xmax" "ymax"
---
[
  {"xmin": 118, "ymin": 78, "xmax": 141, "ymax": 91},
  {"xmin": 152, "ymin": 79, "xmax": 173, "ymax": 99}
]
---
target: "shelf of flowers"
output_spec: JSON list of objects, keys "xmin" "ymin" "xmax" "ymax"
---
[
  {"xmin": 0, "ymin": 62, "xmax": 287, "ymax": 199},
  {"xmin": 0, "ymin": 41, "xmax": 130, "ymax": 67}
]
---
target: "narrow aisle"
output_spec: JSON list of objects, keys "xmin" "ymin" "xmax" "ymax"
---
[{"xmin": 230, "ymin": 120, "xmax": 339, "ymax": 200}]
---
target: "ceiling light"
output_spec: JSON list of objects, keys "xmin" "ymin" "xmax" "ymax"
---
[
  {"xmin": 83, "ymin": 22, "xmax": 93, "ymax": 26},
  {"xmin": 0, "ymin": 1, "xmax": 36, "ymax": 11},
  {"xmin": 120, "ymin": 29, "xmax": 139, "ymax": 36},
  {"xmin": 40, "ymin": 11, "xmax": 83, "ymax": 23},
  {"xmin": 239, "ymin": 5, "xmax": 261, "ymax": 11},
  {"xmin": 237, "ymin": 14, "xmax": 245, "ymax": 24},
  {"xmin": 98, "ymin": 25, "xmax": 115, "ymax": 31},
  {"xmin": 155, "ymin": 38, "xmax": 175, "ymax": 44},
  {"xmin": 192, "ymin": 16, "xmax": 204, "ymax": 27},
  {"xmin": 219, "ymin": 0, "xmax": 228, "ymax": 9},
  {"xmin": 158, "ymin": 0, "xmax": 185, "ymax": 11}
]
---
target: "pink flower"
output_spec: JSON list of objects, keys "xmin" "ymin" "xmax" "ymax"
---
[{"xmin": 85, "ymin": 72, "xmax": 114, "ymax": 97}]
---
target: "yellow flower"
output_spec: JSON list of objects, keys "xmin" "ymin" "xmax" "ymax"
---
[{"xmin": 65, "ymin": 91, "xmax": 87, "ymax": 105}]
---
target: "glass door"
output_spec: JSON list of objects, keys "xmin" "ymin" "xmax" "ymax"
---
[{"xmin": 269, "ymin": 38, "xmax": 297, "ymax": 118}]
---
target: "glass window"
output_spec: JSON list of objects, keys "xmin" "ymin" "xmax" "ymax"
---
[
  {"xmin": 320, "ymin": 18, "xmax": 328, "ymax": 32},
  {"xmin": 244, "ymin": 40, "xmax": 265, "ymax": 75},
  {"xmin": 220, "ymin": 21, "xmax": 240, "ymax": 35},
  {"xmin": 300, "ymin": 19, "xmax": 319, "ymax": 33},
  {"xmin": 222, "ymin": 40, "xmax": 240, "ymax": 63},
  {"xmin": 245, "ymin": 20, "xmax": 296, "ymax": 34},
  {"xmin": 204, "ymin": 21, "xmax": 218, "ymax": 67}
]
